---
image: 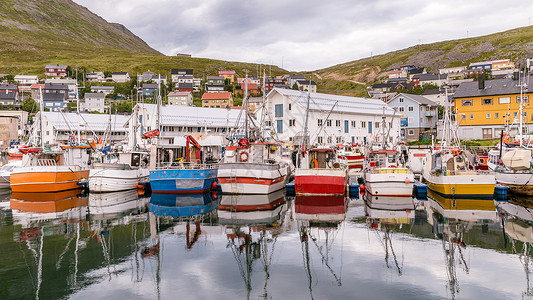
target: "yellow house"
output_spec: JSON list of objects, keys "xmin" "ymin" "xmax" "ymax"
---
[
  {"xmin": 201, "ymin": 91, "xmax": 233, "ymax": 108},
  {"xmin": 218, "ymin": 70, "xmax": 236, "ymax": 84},
  {"xmin": 491, "ymin": 59, "xmax": 515, "ymax": 70},
  {"xmin": 454, "ymin": 78, "xmax": 533, "ymax": 139}
]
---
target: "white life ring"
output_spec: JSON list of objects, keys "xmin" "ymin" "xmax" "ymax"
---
[{"xmin": 240, "ymin": 151, "xmax": 249, "ymax": 162}]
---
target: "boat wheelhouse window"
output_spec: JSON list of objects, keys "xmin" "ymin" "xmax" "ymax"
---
[
  {"xmin": 432, "ymin": 153, "xmax": 442, "ymax": 171},
  {"xmin": 462, "ymin": 99, "xmax": 473, "ymax": 106},
  {"xmin": 274, "ymin": 104, "xmax": 283, "ymax": 117},
  {"xmin": 499, "ymin": 97, "xmax": 510, "ymax": 104},
  {"xmin": 482, "ymin": 98, "xmax": 493, "ymax": 105}
]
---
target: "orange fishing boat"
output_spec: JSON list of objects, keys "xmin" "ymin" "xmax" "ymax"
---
[{"xmin": 10, "ymin": 146, "xmax": 91, "ymax": 193}]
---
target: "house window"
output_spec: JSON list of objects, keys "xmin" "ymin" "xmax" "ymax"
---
[
  {"xmin": 495, "ymin": 113, "xmax": 499, "ymax": 118},
  {"xmin": 317, "ymin": 136, "xmax": 323, "ymax": 144},
  {"xmin": 375, "ymin": 122, "xmax": 380, "ymax": 128},
  {"xmin": 517, "ymin": 96, "xmax": 529, "ymax": 103},
  {"xmin": 274, "ymin": 104, "xmax": 283, "ymax": 117},
  {"xmin": 399, "ymin": 107, "xmax": 405, "ymax": 112},
  {"xmin": 327, "ymin": 136, "xmax": 332, "ymax": 143},
  {"xmin": 351, "ymin": 121, "xmax": 356, "ymax": 127},
  {"xmin": 408, "ymin": 106, "xmax": 414, "ymax": 111},
  {"xmin": 276, "ymin": 120, "xmax": 283, "ymax": 133},
  {"xmin": 499, "ymin": 97, "xmax": 511, "ymax": 104},
  {"xmin": 336, "ymin": 120, "xmax": 341, "ymax": 127},
  {"xmin": 420, "ymin": 106, "xmax": 424, "ymax": 111},
  {"xmin": 462, "ymin": 100, "xmax": 473, "ymax": 106},
  {"xmin": 408, "ymin": 129, "xmax": 414, "ymax": 135},
  {"xmin": 470, "ymin": 114, "xmax": 474, "ymax": 119},
  {"xmin": 486, "ymin": 113, "xmax": 491, "ymax": 119},
  {"xmin": 326, "ymin": 120, "xmax": 332, "ymax": 126},
  {"xmin": 361, "ymin": 121, "xmax": 366, "ymax": 128},
  {"xmin": 318, "ymin": 119, "xmax": 323, "ymax": 126},
  {"xmin": 426, "ymin": 106, "xmax": 430, "ymax": 111},
  {"xmin": 288, "ymin": 103, "xmax": 292, "ymax": 110},
  {"xmin": 399, "ymin": 98, "xmax": 404, "ymax": 103},
  {"xmin": 289, "ymin": 119, "xmax": 296, "ymax": 126},
  {"xmin": 482, "ymin": 98, "xmax": 493, "ymax": 105}
]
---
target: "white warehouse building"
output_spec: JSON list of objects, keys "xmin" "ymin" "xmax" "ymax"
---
[
  {"xmin": 125, "ymin": 104, "xmax": 246, "ymax": 149},
  {"xmin": 33, "ymin": 112, "xmax": 129, "ymax": 146},
  {"xmin": 263, "ymin": 88, "xmax": 401, "ymax": 145}
]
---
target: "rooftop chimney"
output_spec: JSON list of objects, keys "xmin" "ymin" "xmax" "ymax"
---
[{"xmin": 478, "ymin": 75, "xmax": 485, "ymax": 90}]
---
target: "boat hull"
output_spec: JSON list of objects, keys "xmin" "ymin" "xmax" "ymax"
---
[
  {"xmin": 495, "ymin": 171, "xmax": 533, "ymax": 196},
  {"xmin": 150, "ymin": 168, "xmax": 218, "ymax": 194},
  {"xmin": 218, "ymin": 163, "xmax": 287, "ymax": 194},
  {"xmin": 10, "ymin": 166, "xmax": 89, "ymax": 193},
  {"xmin": 423, "ymin": 171, "xmax": 495, "ymax": 199},
  {"xmin": 364, "ymin": 168, "xmax": 415, "ymax": 197},
  {"xmin": 89, "ymin": 168, "xmax": 149, "ymax": 192},
  {"xmin": 295, "ymin": 168, "xmax": 347, "ymax": 196}
]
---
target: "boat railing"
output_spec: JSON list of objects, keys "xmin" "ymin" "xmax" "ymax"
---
[
  {"xmin": 367, "ymin": 167, "xmax": 409, "ymax": 174},
  {"xmin": 156, "ymin": 162, "xmax": 218, "ymax": 170},
  {"xmin": 37, "ymin": 159, "xmax": 57, "ymax": 166}
]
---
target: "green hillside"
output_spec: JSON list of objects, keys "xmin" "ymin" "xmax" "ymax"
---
[
  {"xmin": 0, "ymin": 0, "xmax": 285, "ymax": 77},
  {"xmin": 314, "ymin": 25, "xmax": 533, "ymax": 94}
]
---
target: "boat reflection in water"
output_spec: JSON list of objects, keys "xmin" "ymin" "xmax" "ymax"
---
[
  {"xmin": 364, "ymin": 194, "xmax": 417, "ymax": 275},
  {"xmin": 217, "ymin": 190, "xmax": 289, "ymax": 299},
  {"xmin": 294, "ymin": 195, "xmax": 348, "ymax": 299},
  {"xmin": 89, "ymin": 189, "xmax": 149, "ymax": 221},
  {"xmin": 426, "ymin": 189, "xmax": 498, "ymax": 299},
  {"xmin": 150, "ymin": 192, "xmax": 218, "ymax": 219},
  {"xmin": 498, "ymin": 197, "xmax": 533, "ymax": 298}
]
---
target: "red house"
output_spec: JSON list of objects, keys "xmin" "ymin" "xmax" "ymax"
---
[{"xmin": 45, "ymin": 65, "xmax": 67, "ymax": 78}]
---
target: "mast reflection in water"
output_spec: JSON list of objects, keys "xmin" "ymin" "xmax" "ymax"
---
[{"xmin": 2, "ymin": 188, "xmax": 533, "ymax": 299}]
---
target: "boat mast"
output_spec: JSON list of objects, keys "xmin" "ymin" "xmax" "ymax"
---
[
  {"xmin": 303, "ymin": 75, "xmax": 312, "ymax": 147},
  {"xmin": 442, "ymin": 86, "xmax": 450, "ymax": 149},
  {"xmin": 244, "ymin": 72, "xmax": 249, "ymax": 139},
  {"xmin": 76, "ymin": 83, "xmax": 81, "ymax": 145},
  {"xmin": 156, "ymin": 75, "xmax": 161, "ymax": 148},
  {"xmin": 519, "ymin": 74, "xmax": 525, "ymax": 147},
  {"xmin": 39, "ymin": 87, "xmax": 44, "ymax": 148}
]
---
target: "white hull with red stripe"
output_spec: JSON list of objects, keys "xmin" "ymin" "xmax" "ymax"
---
[{"xmin": 218, "ymin": 162, "xmax": 287, "ymax": 194}]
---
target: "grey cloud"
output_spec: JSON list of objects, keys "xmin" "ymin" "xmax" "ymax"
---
[{"xmin": 74, "ymin": 0, "xmax": 533, "ymax": 70}]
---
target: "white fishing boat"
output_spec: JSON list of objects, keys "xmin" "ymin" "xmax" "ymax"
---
[
  {"xmin": 218, "ymin": 75, "xmax": 290, "ymax": 194},
  {"xmin": 0, "ymin": 160, "xmax": 22, "ymax": 188},
  {"xmin": 89, "ymin": 151, "xmax": 150, "ymax": 192},
  {"xmin": 364, "ymin": 149, "xmax": 414, "ymax": 197},
  {"xmin": 495, "ymin": 149, "xmax": 533, "ymax": 195}
]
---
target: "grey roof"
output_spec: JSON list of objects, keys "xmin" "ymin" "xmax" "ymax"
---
[
  {"xmin": 412, "ymin": 74, "xmax": 448, "ymax": 81},
  {"xmin": 112, "ymin": 72, "xmax": 129, "ymax": 75},
  {"xmin": 269, "ymin": 88, "xmax": 396, "ymax": 116},
  {"xmin": 454, "ymin": 78, "xmax": 530, "ymax": 98},
  {"xmin": 137, "ymin": 103, "xmax": 245, "ymax": 127},
  {"xmin": 43, "ymin": 112, "xmax": 128, "ymax": 132},
  {"xmin": 372, "ymin": 83, "xmax": 395, "ymax": 89},
  {"xmin": 178, "ymin": 83, "xmax": 193, "ymax": 89},
  {"xmin": 43, "ymin": 93, "xmax": 66, "ymax": 101},
  {"xmin": 44, "ymin": 83, "xmax": 68, "ymax": 91},
  {"xmin": 84, "ymin": 93, "xmax": 105, "ymax": 99},
  {"xmin": 387, "ymin": 77, "xmax": 408, "ymax": 83},
  {"xmin": 526, "ymin": 54, "xmax": 533, "ymax": 59},
  {"xmin": 45, "ymin": 65, "xmax": 67, "ymax": 69},
  {"xmin": 393, "ymin": 93, "xmax": 438, "ymax": 106},
  {"xmin": 152, "ymin": 74, "xmax": 167, "ymax": 79},
  {"xmin": 0, "ymin": 91, "xmax": 17, "ymax": 100},
  {"xmin": 171, "ymin": 69, "xmax": 193, "ymax": 75},
  {"xmin": 409, "ymin": 67, "xmax": 425, "ymax": 75},
  {"xmin": 142, "ymin": 83, "xmax": 158, "ymax": 89},
  {"xmin": 91, "ymin": 86, "xmax": 115, "ymax": 90},
  {"xmin": 297, "ymin": 80, "xmax": 317, "ymax": 85},
  {"xmin": 0, "ymin": 84, "xmax": 17, "ymax": 90},
  {"xmin": 207, "ymin": 76, "xmax": 224, "ymax": 80}
]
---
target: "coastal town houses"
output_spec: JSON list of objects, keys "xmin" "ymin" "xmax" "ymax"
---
[
  {"xmin": 125, "ymin": 103, "xmax": 245, "ymax": 149},
  {"xmin": 171, "ymin": 69, "xmax": 193, "ymax": 83},
  {"xmin": 453, "ymin": 77, "xmax": 533, "ymax": 140},
  {"xmin": 45, "ymin": 65, "xmax": 67, "ymax": 78},
  {"xmin": 42, "ymin": 93, "xmax": 66, "ymax": 111},
  {"xmin": 262, "ymin": 88, "xmax": 401, "ymax": 145},
  {"xmin": 168, "ymin": 91, "xmax": 193, "ymax": 106},
  {"xmin": 388, "ymin": 69, "xmax": 407, "ymax": 79},
  {"xmin": 14, "ymin": 75, "xmax": 38, "ymax": 92},
  {"xmin": 201, "ymin": 92, "xmax": 233, "ymax": 108},
  {"xmin": 296, "ymin": 80, "xmax": 317, "ymax": 93},
  {"xmin": 45, "ymin": 78, "xmax": 77, "ymax": 100},
  {"xmin": 218, "ymin": 70, "xmax": 236, "ymax": 84},
  {"xmin": 33, "ymin": 112, "xmax": 128, "ymax": 146},
  {"xmin": 82, "ymin": 93, "xmax": 105, "ymax": 113},
  {"xmin": 264, "ymin": 78, "xmax": 288, "ymax": 93},
  {"xmin": 411, "ymin": 74, "xmax": 448, "ymax": 87},
  {"xmin": 206, "ymin": 76, "xmax": 225, "ymax": 85},
  {"xmin": 31, "ymin": 84, "xmax": 45, "ymax": 102},
  {"xmin": 112, "ymin": 72, "xmax": 130, "ymax": 83},
  {"xmin": 91, "ymin": 86, "xmax": 115, "ymax": 95},
  {"xmin": 285, "ymin": 74, "xmax": 306, "ymax": 87},
  {"xmin": 140, "ymin": 71, "xmax": 167, "ymax": 85},
  {"xmin": 439, "ymin": 66, "xmax": 467, "ymax": 78},
  {"xmin": 86, "ymin": 71, "xmax": 105, "ymax": 82},
  {"xmin": 205, "ymin": 84, "xmax": 225, "ymax": 93},
  {"xmin": 142, "ymin": 83, "xmax": 159, "ymax": 97},
  {"xmin": 387, "ymin": 93, "xmax": 438, "ymax": 141},
  {"xmin": 0, "ymin": 91, "xmax": 18, "ymax": 106}
]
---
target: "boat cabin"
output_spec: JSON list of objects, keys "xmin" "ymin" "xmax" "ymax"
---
[
  {"xmin": 21, "ymin": 146, "xmax": 90, "ymax": 168},
  {"xmin": 430, "ymin": 151, "xmax": 472, "ymax": 174},
  {"xmin": 224, "ymin": 141, "xmax": 282, "ymax": 164},
  {"xmin": 304, "ymin": 148, "xmax": 340, "ymax": 169},
  {"xmin": 367, "ymin": 150, "xmax": 400, "ymax": 168}
]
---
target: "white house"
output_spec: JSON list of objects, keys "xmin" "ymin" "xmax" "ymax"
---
[
  {"xmin": 14, "ymin": 75, "xmax": 39, "ymax": 91},
  {"xmin": 125, "ymin": 103, "xmax": 245, "ymax": 149},
  {"xmin": 168, "ymin": 91, "xmax": 193, "ymax": 106},
  {"xmin": 82, "ymin": 93, "xmax": 105, "ymax": 113},
  {"xmin": 91, "ymin": 86, "xmax": 115, "ymax": 95},
  {"xmin": 32, "ymin": 112, "xmax": 128, "ymax": 146},
  {"xmin": 263, "ymin": 88, "xmax": 400, "ymax": 145},
  {"xmin": 86, "ymin": 72, "xmax": 105, "ymax": 82},
  {"xmin": 112, "ymin": 72, "xmax": 130, "ymax": 83},
  {"xmin": 296, "ymin": 80, "xmax": 317, "ymax": 93}
]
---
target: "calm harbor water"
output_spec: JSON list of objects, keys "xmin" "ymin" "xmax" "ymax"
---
[{"xmin": 0, "ymin": 189, "xmax": 532, "ymax": 300}]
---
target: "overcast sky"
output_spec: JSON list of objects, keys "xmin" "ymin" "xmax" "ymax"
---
[{"xmin": 73, "ymin": 0, "xmax": 533, "ymax": 71}]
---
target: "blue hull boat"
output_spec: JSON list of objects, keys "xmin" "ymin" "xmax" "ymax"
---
[{"xmin": 150, "ymin": 168, "xmax": 218, "ymax": 194}]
